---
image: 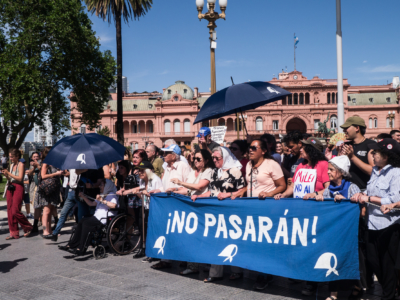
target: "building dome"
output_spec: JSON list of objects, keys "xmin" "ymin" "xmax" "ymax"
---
[{"xmin": 162, "ymin": 80, "xmax": 194, "ymax": 101}]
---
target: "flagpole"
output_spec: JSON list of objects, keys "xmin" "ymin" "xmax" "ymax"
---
[
  {"xmin": 336, "ymin": 0, "xmax": 344, "ymax": 133},
  {"xmin": 294, "ymin": 33, "xmax": 296, "ymax": 71}
]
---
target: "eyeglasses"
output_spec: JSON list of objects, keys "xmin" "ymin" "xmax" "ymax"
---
[
  {"xmin": 249, "ymin": 146, "xmax": 260, "ymax": 152},
  {"xmin": 194, "ymin": 157, "xmax": 203, "ymax": 162},
  {"xmin": 212, "ymin": 156, "xmax": 222, "ymax": 161},
  {"xmin": 371, "ymin": 151, "xmax": 376, "ymax": 155},
  {"xmin": 229, "ymin": 147, "xmax": 239, "ymax": 151}
]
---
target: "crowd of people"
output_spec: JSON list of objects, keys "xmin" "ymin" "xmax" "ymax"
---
[{"xmin": 3, "ymin": 116, "xmax": 400, "ymax": 300}]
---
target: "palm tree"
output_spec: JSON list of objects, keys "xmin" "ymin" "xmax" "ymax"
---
[{"xmin": 84, "ymin": 0, "xmax": 152, "ymax": 144}]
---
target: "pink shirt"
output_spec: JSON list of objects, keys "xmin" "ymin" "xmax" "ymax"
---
[
  {"xmin": 246, "ymin": 159, "xmax": 284, "ymax": 197},
  {"xmin": 293, "ymin": 161, "xmax": 329, "ymax": 192}
]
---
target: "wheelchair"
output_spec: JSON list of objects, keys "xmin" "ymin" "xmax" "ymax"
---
[{"xmin": 69, "ymin": 200, "xmax": 142, "ymax": 260}]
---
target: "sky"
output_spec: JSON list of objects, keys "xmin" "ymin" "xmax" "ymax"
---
[{"xmin": 24, "ymin": 0, "xmax": 400, "ymax": 141}]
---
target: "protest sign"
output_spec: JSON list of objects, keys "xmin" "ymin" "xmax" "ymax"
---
[
  {"xmin": 146, "ymin": 193, "xmax": 360, "ymax": 282},
  {"xmin": 210, "ymin": 126, "xmax": 227, "ymax": 144},
  {"xmin": 293, "ymin": 169, "xmax": 316, "ymax": 198}
]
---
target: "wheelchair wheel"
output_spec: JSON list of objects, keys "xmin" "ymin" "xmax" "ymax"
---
[
  {"xmin": 107, "ymin": 213, "xmax": 142, "ymax": 255},
  {"xmin": 93, "ymin": 245, "xmax": 106, "ymax": 260}
]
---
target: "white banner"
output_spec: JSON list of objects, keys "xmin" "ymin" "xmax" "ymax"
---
[{"xmin": 293, "ymin": 169, "xmax": 316, "ymax": 199}]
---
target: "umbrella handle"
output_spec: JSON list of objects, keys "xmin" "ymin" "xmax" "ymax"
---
[{"xmin": 240, "ymin": 110, "xmax": 249, "ymax": 137}]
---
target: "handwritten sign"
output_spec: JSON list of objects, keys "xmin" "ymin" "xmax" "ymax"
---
[
  {"xmin": 210, "ymin": 126, "xmax": 227, "ymax": 144},
  {"xmin": 293, "ymin": 169, "xmax": 316, "ymax": 198}
]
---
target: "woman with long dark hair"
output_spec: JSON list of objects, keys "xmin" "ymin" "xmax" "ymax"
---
[
  {"xmin": 229, "ymin": 140, "xmax": 249, "ymax": 178},
  {"xmin": 1, "ymin": 149, "xmax": 33, "ymax": 239}
]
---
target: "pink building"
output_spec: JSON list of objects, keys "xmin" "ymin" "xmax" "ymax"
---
[{"xmin": 70, "ymin": 72, "xmax": 400, "ymax": 149}]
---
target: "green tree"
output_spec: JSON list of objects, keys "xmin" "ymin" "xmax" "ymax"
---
[
  {"xmin": 97, "ymin": 126, "xmax": 111, "ymax": 137},
  {"xmin": 0, "ymin": 0, "xmax": 116, "ymax": 155},
  {"xmin": 84, "ymin": 0, "xmax": 152, "ymax": 145}
]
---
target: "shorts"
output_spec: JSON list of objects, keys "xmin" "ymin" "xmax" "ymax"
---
[{"xmin": 23, "ymin": 193, "xmax": 30, "ymax": 204}]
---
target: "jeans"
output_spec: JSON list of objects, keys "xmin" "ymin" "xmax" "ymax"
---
[{"xmin": 52, "ymin": 190, "xmax": 77, "ymax": 235}]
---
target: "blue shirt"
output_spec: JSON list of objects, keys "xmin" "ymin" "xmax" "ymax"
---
[{"xmin": 366, "ymin": 165, "xmax": 400, "ymax": 230}]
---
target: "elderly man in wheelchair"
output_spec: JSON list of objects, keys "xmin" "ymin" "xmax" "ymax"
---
[{"xmin": 58, "ymin": 178, "xmax": 118, "ymax": 256}]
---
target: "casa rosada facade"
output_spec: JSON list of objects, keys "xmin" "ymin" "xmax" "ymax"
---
[{"xmin": 70, "ymin": 70, "xmax": 400, "ymax": 149}]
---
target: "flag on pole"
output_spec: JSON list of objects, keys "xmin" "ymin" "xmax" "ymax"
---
[{"xmin": 294, "ymin": 35, "xmax": 299, "ymax": 48}]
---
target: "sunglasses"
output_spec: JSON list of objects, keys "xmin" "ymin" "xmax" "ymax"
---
[
  {"xmin": 194, "ymin": 157, "xmax": 203, "ymax": 162},
  {"xmin": 212, "ymin": 156, "xmax": 222, "ymax": 161},
  {"xmin": 229, "ymin": 147, "xmax": 239, "ymax": 151},
  {"xmin": 249, "ymin": 146, "xmax": 260, "ymax": 152}
]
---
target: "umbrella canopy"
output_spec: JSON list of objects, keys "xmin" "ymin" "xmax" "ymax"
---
[
  {"xmin": 194, "ymin": 81, "xmax": 291, "ymax": 124},
  {"xmin": 43, "ymin": 133, "xmax": 125, "ymax": 170}
]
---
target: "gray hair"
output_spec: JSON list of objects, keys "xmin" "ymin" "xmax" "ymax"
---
[
  {"xmin": 330, "ymin": 162, "xmax": 351, "ymax": 179},
  {"xmin": 164, "ymin": 139, "xmax": 177, "ymax": 147},
  {"xmin": 213, "ymin": 147, "xmax": 224, "ymax": 158},
  {"xmin": 146, "ymin": 144, "xmax": 156, "ymax": 153}
]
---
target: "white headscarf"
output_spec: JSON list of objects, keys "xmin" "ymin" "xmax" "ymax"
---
[
  {"xmin": 103, "ymin": 179, "xmax": 117, "ymax": 196},
  {"xmin": 216, "ymin": 147, "xmax": 242, "ymax": 178}
]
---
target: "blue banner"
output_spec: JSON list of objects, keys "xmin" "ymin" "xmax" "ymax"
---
[{"xmin": 146, "ymin": 193, "xmax": 360, "ymax": 282}]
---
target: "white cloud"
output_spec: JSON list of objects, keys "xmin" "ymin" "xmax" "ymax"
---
[
  {"xmin": 159, "ymin": 70, "xmax": 169, "ymax": 75},
  {"xmin": 363, "ymin": 60, "xmax": 367, "ymax": 63},
  {"xmin": 97, "ymin": 34, "xmax": 114, "ymax": 44},
  {"xmin": 358, "ymin": 64, "xmax": 400, "ymax": 73}
]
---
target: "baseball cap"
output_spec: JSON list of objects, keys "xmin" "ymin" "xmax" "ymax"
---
[
  {"xmin": 134, "ymin": 161, "xmax": 154, "ymax": 170},
  {"xmin": 196, "ymin": 127, "xmax": 211, "ymax": 138},
  {"xmin": 340, "ymin": 116, "xmax": 366, "ymax": 129},
  {"xmin": 160, "ymin": 144, "xmax": 182, "ymax": 156},
  {"xmin": 301, "ymin": 137, "xmax": 323, "ymax": 152},
  {"xmin": 368, "ymin": 138, "xmax": 400, "ymax": 154}
]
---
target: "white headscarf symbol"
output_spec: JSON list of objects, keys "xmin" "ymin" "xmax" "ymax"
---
[{"xmin": 216, "ymin": 147, "xmax": 242, "ymax": 178}]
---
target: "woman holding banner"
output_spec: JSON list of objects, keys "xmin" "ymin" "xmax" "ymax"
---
[
  {"xmin": 274, "ymin": 137, "xmax": 329, "ymax": 296},
  {"xmin": 192, "ymin": 147, "xmax": 246, "ymax": 283},
  {"xmin": 352, "ymin": 138, "xmax": 400, "ymax": 300}
]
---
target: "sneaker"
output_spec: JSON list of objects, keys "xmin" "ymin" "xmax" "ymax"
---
[
  {"xmin": 253, "ymin": 275, "xmax": 273, "ymax": 290},
  {"xmin": 302, "ymin": 284, "xmax": 317, "ymax": 296},
  {"xmin": 142, "ymin": 257, "xmax": 150, "ymax": 263},
  {"xmin": 26, "ymin": 214, "xmax": 34, "ymax": 219}
]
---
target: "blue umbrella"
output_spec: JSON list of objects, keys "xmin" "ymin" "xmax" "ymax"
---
[
  {"xmin": 194, "ymin": 81, "xmax": 291, "ymax": 125},
  {"xmin": 43, "ymin": 133, "xmax": 125, "ymax": 170}
]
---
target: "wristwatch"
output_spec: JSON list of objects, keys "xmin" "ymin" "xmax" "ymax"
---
[{"xmin": 368, "ymin": 196, "xmax": 371, "ymax": 203}]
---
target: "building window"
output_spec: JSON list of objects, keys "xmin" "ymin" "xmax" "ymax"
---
[
  {"xmin": 174, "ymin": 120, "xmax": 180, "ymax": 133},
  {"xmin": 314, "ymin": 120, "xmax": 320, "ymax": 131},
  {"xmin": 369, "ymin": 98, "xmax": 373, "ymax": 103},
  {"xmin": 330, "ymin": 116, "xmax": 338, "ymax": 129},
  {"xmin": 168, "ymin": 89, "xmax": 171, "ymax": 94},
  {"xmin": 387, "ymin": 97, "xmax": 391, "ymax": 103},
  {"xmin": 184, "ymin": 119, "xmax": 190, "ymax": 132},
  {"xmin": 164, "ymin": 120, "xmax": 171, "ymax": 133},
  {"xmin": 272, "ymin": 120, "xmax": 279, "ymax": 130},
  {"xmin": 352, "ymin": 98, "xmax": 356, "ymax": 103},
  {"xmin": 132, "ymin": 123, "xmax": 137, "ymax": 133},
  {"xmin": 80, "ymin": 124, "xmax": 86, "ymax": 134},
  {"xmin": 184, "ymin": 89, "xmax": 187, "ymax": 94},
  {"xmin": 348, "ymin": 96, "xmax": 351, "ymax": 101},
  {"xmin": 287, "ymin": 95, "xmax": 292, "ymax": 105},
  {"xmin": 256, "ymin": 117, "xmax": 263, "ymax": 131},
  {"xmin": 135, "ymin": 143, "xmax": 139, "ymax": 150},
  {"xmin": 294, "ymin": 93, "xmax": 298, "ymax": 105},
  {"xmin": 133, "ymin": 104, "xmax": 137, "ymax": 109},
  {"xmin": 369, "ymin": 118, "xmax": 372, "ymax": 128},
  {"xmin": 374, "ymin": 118, "xmax": 378, "ymax": 128},
  {"xmin": 174, "ymin": 96, "xmax": 178, "ymax": 101},
  {"xmin": 387, "ymin": 117, "xmax": 390, "ymax": 128},
  {"xmin": 327, "ymin": 93, "xmax": 331, "ymax": 104},
  {"xmin": 148, "ymin": 104, "xmax": 153, "ymax": 109},
  {"xmin": 148, "ymin": 122, "xmax": 153, "ymax": 133},
  {"xmin": 299, "ymin": 93, "xmax": 304, "ymax": 105},
  {"xmin": 332, "ymin": 93, "xmax": 336, "ymax": 104}
]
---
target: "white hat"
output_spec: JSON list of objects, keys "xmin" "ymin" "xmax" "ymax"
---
[{"xmin": 329, "ymin": 156, "xmax": 351, "ymax": 174}]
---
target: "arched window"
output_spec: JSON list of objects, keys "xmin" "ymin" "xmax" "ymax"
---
[
  {"xmin": 330, "ymin": 115, "xmax": 338, "ymax": 129},
  {"xmin": 369, "ymin": 118, "xmax": 372, "ymax": 128},
  {"xmin": 135, "ymin": 143, "xmax": 139, "ymax": 150},
  {"xmin": 184, "ymin": 119, "xmax": 190, "ymax": 132},
  {"xmin": 174, "ymin": 120, "xmax": 180, "ymax": 133},
  {"xmin": 164, "ymin": 120, "xmax": 171, "ymax": 133},
  {"xmin": 202, "ymin": 120, "xmax": 209, "ymax": 127},
  {"xmin": 147, "ymin": 121, "xmax": 153, "ymax": 133},
  {"xmin": 288, "ymin": 95, "xmax": 292, "ymax": 105},
  {"xmin": 327, "ymin": 93, "xmax": 331, "ymax": 104},
  {"xmin": 218, "ymin": 119, "xmax": 225, "ymax": 126},
  {"xmin": 332, "ymin": 93, "xmax": 336, "ymax": 104},
  {"xmin": 374, "ymin": 118, "xmax": 378, "ymax": 128},
  {"xmin": 299, "ymin": 93, "xmax": 304, "ymax": 105},
  {"xmin": 294, "ymin": 93, "xmax": 298, "ymax": 105},
  {"xmin": 80, "ymin": 124, "xmax": 86, "ymax": 134},
  {"xmin": 131, "ymin": 122, "xmax": 137, "ymax": 133},
  {"xmin": 256, "ymin": 117, "xmax": 263, "ymax": 131}
]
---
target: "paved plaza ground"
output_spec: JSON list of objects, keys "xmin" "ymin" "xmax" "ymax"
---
[{"xmin": 0, "ymin": 203, "xmax": 383, "ymax": 300}]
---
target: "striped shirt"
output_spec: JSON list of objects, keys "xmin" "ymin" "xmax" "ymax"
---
[{"xmin": 366, "ymin": 165, "xmax": 400, "ymax": 230}]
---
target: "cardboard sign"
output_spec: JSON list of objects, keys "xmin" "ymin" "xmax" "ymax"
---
[
  {"xmin": 210, "ymin": 126, "xmax": 227, "ymax": 144},
  {"xmin": 293, "ymin": 169, "xmax": 317, "ymax": 199}
]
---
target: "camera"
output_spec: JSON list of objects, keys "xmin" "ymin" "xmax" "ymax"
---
[{"xmin": 7, "ymin": 184, "xmax": 15, "ymax": 192}]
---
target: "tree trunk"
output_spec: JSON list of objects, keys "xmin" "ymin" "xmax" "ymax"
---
[{"xmin": 116, "ymin": 10, "xmax": 124, "ymax": 145}]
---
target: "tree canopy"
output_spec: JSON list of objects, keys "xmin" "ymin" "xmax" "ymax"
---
[{"xmin": 0, "ymin": 0, "xmax": 116, "ymax": 154}]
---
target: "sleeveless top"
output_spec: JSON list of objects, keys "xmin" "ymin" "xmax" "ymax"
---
[{"xmin": 10, "ymin": 163, "xmax": 22, "ymax": 184}]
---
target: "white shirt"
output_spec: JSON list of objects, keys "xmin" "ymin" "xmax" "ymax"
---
[
  {"xmin": 94, "ymin": 194, "xmax": 118, "ymax": 225},
  {"xmin": 139, "ymin": 175, "xmax": 164, "ymax": 209},
  {"xmin": 185, "ymin": 168, "xmax": 212, "ymax": 196},
  {"xmin": 162, "ymin": 161, "xmax": 191, "ymax": 191},
  {"xmin": 1, "ymin": 157, "xmax": 7, "ymax": 164},
  {"xmin": 65, "ymin": 169, "xmax": 79, "ymax": 189}
]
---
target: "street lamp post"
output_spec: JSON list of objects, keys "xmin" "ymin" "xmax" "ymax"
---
[
  {"xmin": 196, "ymin": 0, "xmax": 227, "ymax": 127},
  {"xmin": 142, "ymin": 136, "xmax": 150, "ymax": 149},
  {"xmin": 388, "ymin": 111, "xmax": 396, "ymax": 130}
]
